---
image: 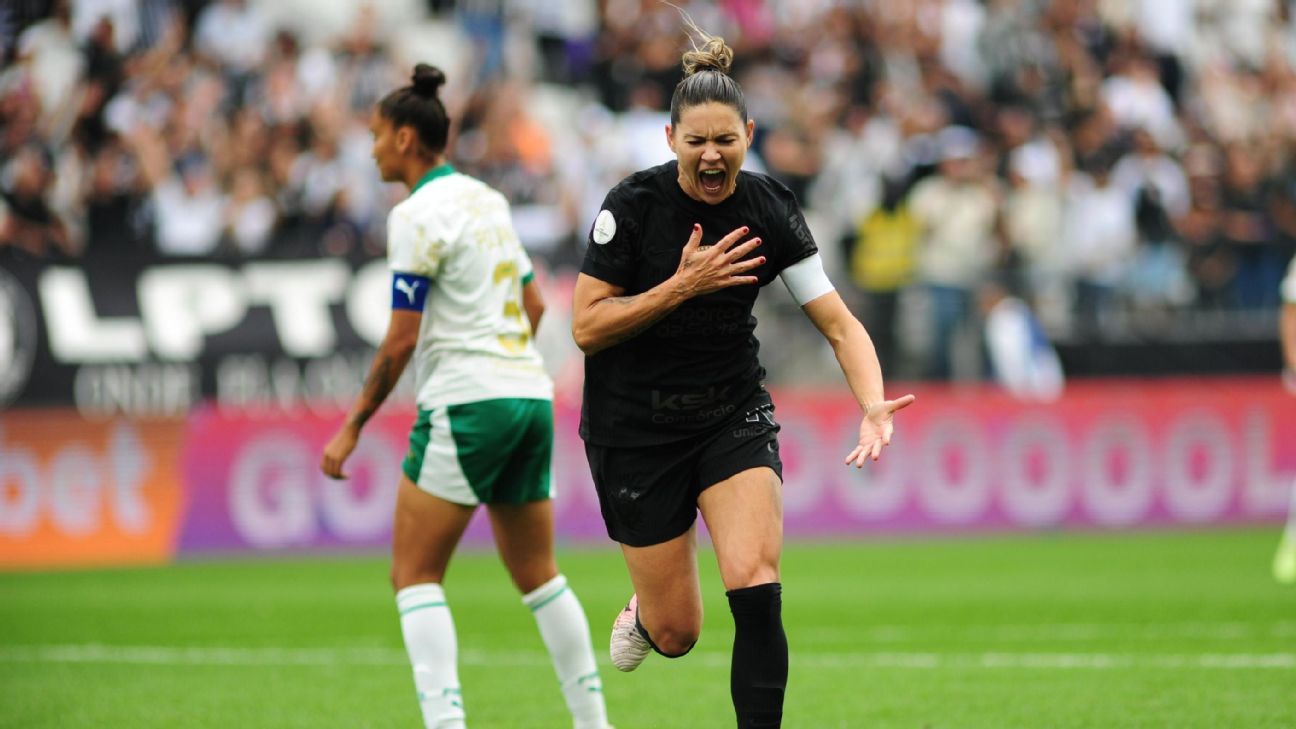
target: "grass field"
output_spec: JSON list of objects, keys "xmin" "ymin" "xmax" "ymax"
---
[{"xmin": 2, "ymin": 528, "xmax": 1293, "ymax": 728}]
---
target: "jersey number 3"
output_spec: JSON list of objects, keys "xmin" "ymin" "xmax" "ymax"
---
[{"xmin": 493, "ymin": 261, "xmax": 529, "ymax": 353}]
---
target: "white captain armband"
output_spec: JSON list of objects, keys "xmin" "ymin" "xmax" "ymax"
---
[
  {"xmin": 779, "ymin": 253, "xmax": 835, "ymax": 305},
  {"xmin": 391, "ymin": 272, "xmax": 430, "ymax": 311}
]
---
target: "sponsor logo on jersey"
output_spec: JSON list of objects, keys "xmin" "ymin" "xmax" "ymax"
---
[
  {"xmin": 592, "ymin": 209, "xmax": 616, "ymax": 245},
  {"xmin": 650, "ymin": 385, "xmax": 732, "ymax": 411}
]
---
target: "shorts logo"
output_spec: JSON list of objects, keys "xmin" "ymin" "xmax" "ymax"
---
[
  {"xmin": 745, "ymin": 407, "xmax": 776, "ymax": 427},
  {"xmin": 592, "ymin": 210, "xmax": 616, "ymax": 245}
]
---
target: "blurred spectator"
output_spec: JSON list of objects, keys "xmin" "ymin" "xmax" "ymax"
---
[
  {"xmin": 126, "ymin": 128, "xmax": 224, "ymax": 257},
  {"xmin": 909, "ymin": 126, "xmax": 1003, "ymax": 379},
  {"xmin": 14, "ymin": 0, "xmax": 81, "ymax": 130},
  {"xmin": 1001, "ymin": 116, "xmax": 1068, "ymax": 319},
  {"xmin": 1219, "ymin": 143, "xmax": 1284, "ymax": 309},
  {"xmin": 72, "ymin": 0, "xmax": 139, "ymax": 54},
  {"xmin": 193, "ymin": 0, "xmax": 269, "ymax": 77},
  {"xmin": 1112, "ymin": 129, "xmax": 1194, "ymax": 309},
  {"xmin": 1061, "ymin": 150, "xmax": 1137, "ymax": 336},
  {"xmin": 1176, "ymin": 148, "xmax": 1236, "ymax": 309},
  {"xmin": 223, "ymin": 167, "xmax": 277, "ymax": 255},
  {"xmin": 843, "ymin": 175, "xmax": 919, "ymax": 376},
  {"xmin": 979, "ymin": 273, "xmax": 1064, "ymax": 402},
  {"xmin": 82, "ymin": 136, "xmax": 147, "ymax": 258},
  {"xmin": 1, "ymin": 143, "xmax": 72, "ymax": 257}
]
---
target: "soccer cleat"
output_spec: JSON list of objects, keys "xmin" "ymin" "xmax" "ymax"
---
[
  {"xmin": 1274, "ymin": 535, "xmax": 1296, "ymax": 585},
  {"xmin": 609, "ymin": 594, "xmax": 651, "ymax": 672}
]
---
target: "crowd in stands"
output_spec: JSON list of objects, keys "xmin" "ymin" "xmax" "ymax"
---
[{"xmin": 2, "ymin": 0, "xmax": 1294, "ymax": 381}]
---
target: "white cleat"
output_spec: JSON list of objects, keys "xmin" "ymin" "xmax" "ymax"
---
[
  {"xmin": 1274, "ymin": 535, "xmax": 1296, "ymax": 585},
  {"xmin": 609, "ymin": 594, "xmax": 651, "ymax": 672}
]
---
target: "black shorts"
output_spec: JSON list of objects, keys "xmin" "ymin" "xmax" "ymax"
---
[{"xmin": 584, "ymin": 399, "xmax": 782, "ymax": 547}]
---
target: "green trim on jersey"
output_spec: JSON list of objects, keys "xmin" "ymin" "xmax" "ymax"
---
[
  {"xmin": 401, "ymin": 398, "xmax": 553, "ymax": 504},
  {"xmin": 522, "ymin": 271, "xmax": 535, "ymax": 285},
  {"xmin": 411, "ymin": 163, "xmax": 456, "ymax": 194}
]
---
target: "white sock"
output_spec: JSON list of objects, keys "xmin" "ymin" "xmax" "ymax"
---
[
  {"xmin": 523, "ymin": 574, "xmax": 609, "ymax": 729},
  {"xmin": 397, "ymin": 584, "xmax": 466, "ymax": 729}
]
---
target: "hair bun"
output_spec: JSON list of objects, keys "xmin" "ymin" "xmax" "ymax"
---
[
  {"xmin": 681, "ymin": 35, "xmax": 733, "ymax": 77},
  {"xmin": 411, "ymin": 64, "xmax": 446, "ymax": 98}
]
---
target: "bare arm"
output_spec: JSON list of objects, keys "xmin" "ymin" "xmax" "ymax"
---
[
  {"xmin": 572, "ymin": 223, "xmax": 764, "ymax": 355},
  {"xmin": 522, "ymin": 278, "xmax": 545, "ymax": 334},
  {"xmin": 802, "ymin": 291, "xmax": 915, "ymax": 466},
  {"xmin": 321, "ymin": 309, "xmax": 421, "ymax": 478}
]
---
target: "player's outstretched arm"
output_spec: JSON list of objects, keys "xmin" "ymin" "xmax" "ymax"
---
[
  {"xmin": 571, "ymin": 223, "xmax": 762, "ymax": 354},
  {"xmin": 800, "ymin": 291, "xmax": 915, "ymax": 466},
  {"xmin": 321, "ymin": 309, "xmax": 421, "ymax": 479}
]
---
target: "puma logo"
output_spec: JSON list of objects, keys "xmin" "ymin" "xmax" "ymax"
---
[{"xmin": 396, "ymin": 277, "xmax": 422, "ymax": 304}]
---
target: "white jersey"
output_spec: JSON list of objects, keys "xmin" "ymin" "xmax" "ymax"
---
[{"xmin": 387, "ymin": 165, "xmax": 552, "ymax": 408}]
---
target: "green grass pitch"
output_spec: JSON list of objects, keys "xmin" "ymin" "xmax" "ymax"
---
[{"xmin": 2, "ymin": 528, "xmax": 1293, "ymax": 728}]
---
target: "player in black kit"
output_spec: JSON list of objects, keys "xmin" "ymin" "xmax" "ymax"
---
[{"xmin": 571, "ymin": 24, "xmax": 916, "ymax": 729}]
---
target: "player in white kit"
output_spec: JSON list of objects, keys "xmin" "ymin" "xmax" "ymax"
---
[{"xmin": 321, "ymin": 64, "xmax": 611, "ymax": 728}]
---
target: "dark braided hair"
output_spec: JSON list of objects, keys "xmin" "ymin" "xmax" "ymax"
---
[{"xmin": 378, "ymin": 63, "xmax": 450, "ymax": 154}]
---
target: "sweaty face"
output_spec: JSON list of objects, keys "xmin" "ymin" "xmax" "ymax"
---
[{"xmin": 668, "ymin": 102, "xmax": 753, "ymax": 205}]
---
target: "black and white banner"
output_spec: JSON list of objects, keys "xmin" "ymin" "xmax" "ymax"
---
[{"xmin": 0, "ymin": 254, "xmax": 404, "ymax": 415}]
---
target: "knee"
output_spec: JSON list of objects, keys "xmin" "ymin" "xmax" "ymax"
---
[
  {"xmin": 644, "ymin": 619, "xmax": 701, "ymax": 658},
  {"xmin": 390, "ymin": 562, "xmax": 445, "ymax": 593},
  {"xmin": 723, "ymin": 561, "xmax": 780, "ymax": 592}
]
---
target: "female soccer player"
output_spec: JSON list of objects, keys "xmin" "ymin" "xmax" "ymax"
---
[
  {"xmin": 321, "ymin": 65, "xmax": 610, "ymax": 729},
  {"xmin": 571, "ymin": 28, "xmax": 915, "ymax": 728}
]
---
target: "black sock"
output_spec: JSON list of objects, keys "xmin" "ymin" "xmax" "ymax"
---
[{"xmin": 727, "ymin": 582, "xmax": 787, "ymax": 728}]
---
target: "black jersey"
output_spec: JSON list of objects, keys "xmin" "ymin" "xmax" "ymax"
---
[{"xmin": 579, "ymin": 161, "xmax": 819, "ymax": 446}]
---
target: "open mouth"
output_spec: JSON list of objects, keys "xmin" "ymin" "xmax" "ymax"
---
[{"xmin": 699, "ymin": 168, "xmax": 726, "ymax": 196}]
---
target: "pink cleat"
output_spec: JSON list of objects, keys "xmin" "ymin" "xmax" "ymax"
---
[{"xmin": 609, "ymin": 594, "xmax": 651, "ymax": 672}]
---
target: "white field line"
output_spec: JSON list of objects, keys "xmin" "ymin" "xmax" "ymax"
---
[
  {"xmin": 795, "ymin": 620, "xmax": 1296, "ymax": 644},
  {"xmin": 0, "ymin": 645, "xmax": 1291, "ymax": 670}
]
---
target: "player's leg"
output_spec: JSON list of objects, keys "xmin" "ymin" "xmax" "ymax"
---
[
  {"xmin": 392, "ymin": 476, "xmax": 476, "ymax": 729},
  {"xmin": 586, "ymin": 438, "xmax": 708, "ymax": 670},
  {"xmin": 618, "ymin": 528, "xmax": 705, "ymax": 661},
  {"xmin": 443, "ymin": 397, "xmax": 609, "ymax": 727},
  {"xmin": 698, "ymin": 466, "xmax": 786, "ymax": 729},
  {"xmin": 392, "ymin": 405, "xmax": 481, "ymax": 729},
  {"xmin": 489, "ymin": 500, "xmax": 610, "ymax": 729},
  {"xmin": 1273, "ymin": 475, "xmax": 1296, "ymax": 584},
  {"xmin": 696, "ymin": 400, "xmax": 786, "ymax": 729}
]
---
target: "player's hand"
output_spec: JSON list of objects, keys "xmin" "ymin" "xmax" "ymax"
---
[
  {"xmin": 672, "ymin": 224, "xmax": 764, "ymax": 297},
  {"xmin": 321, "ymin": 425, "xmax": 360, "ymax": 479},
  {"xmin": 845, "ymin": 393, "xmax": 916, "ymax": 468}
]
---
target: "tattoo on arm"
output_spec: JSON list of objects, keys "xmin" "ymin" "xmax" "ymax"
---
[
  {"xmin": 590, "ymin": 294, "xmax": 670, "ymax": 345},
  {"xmin": 350, "ymin": 355, "xmax": 395, "ymax": 429}
]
